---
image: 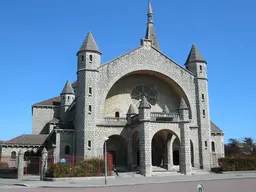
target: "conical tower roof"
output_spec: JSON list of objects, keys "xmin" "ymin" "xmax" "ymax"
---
[
  {"xmin": 127, "ymin": 104, "xmax": 137, "ymax": 115},
  {"xmin": 78, "ymin": 32, "xmax": 100, "ymax": 53},
  {"xmin": 163, "ymin": 105, "xmax": 170, "ymax": 113},
  {"xmin": 61, "ymin": 80, "xmax": 75, "ymax": 95},
  {"xmin": 185, "ymin": 44, "xmax": 206, "ymax": 65},
  {"xmin": 139, "ymin": 95, "xmax": 151, "ymax": 109},
  {"xmin": 179, "ymin": 98, "xmax": 188, "ymax": 109},
  {"xmin": 145, "ymin": 2, "xmax": 160, "ymax": 50}
]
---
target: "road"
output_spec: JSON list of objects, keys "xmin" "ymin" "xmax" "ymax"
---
[{"xmin": 1, "ymin": 178, "xmax": 256, "ymax": 192}]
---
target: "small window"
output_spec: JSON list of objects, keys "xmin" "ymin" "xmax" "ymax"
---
[
  {"xmin": 203, "ymin": 110, "xmax": 205, "ymax": 117},
  {"xmin": 11, "ymin": 151, "xmax": 16, "ymax": 159},
  {"xmin": 89, "ymin": 55, "xmax": 93, "ymax": 62},
  {"xmin": 81, "ymin": 55, "xmax": 84, "ymax": 62},
  {"xmin": 205, "ymin": 141, "xmax": 207, "ymax": 148},
  {"xmin": 89, "ymin": 105, "xmax": 92, "ymax": 113},
  {"xmin": 199, "ymin": 65, "xmax": 202, "ymax": 73},
  {"xmin": 65, "ymin": 145, "xmax": 70, "ymax": 155},
  {"xmin": 211, "ymin": 141, "xmax": 215, "ymax": 152},
  {"xmin": 115, "ymin": 112, "xmax": 120, "ymax": 118},
  {"xmin": 67, "ymin": 96, "xmax": 70, "ymax": 101},
  {"xmin": 202, "ymin": 94, "xmax": 205, "ymax": 102},
  {"xmin": 89, "ymin": 87, "xmax": 92, "ymax": 95},
  {"xmin": 62, "ymin": 96, "xmax": 65, "ymax": 100},
  {"xmin": 88, "ymin": 140, "xmax": 91, "ymax": 148}
]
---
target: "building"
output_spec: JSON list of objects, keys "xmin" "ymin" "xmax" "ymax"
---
[{"xmin": 0, "ymin": 2, "xmax": 224, "ymax": 176}]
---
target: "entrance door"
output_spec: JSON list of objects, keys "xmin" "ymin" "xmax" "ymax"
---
[{"xmin": 173, "ymin": 151, "xmax": 179, "ymax": 165}]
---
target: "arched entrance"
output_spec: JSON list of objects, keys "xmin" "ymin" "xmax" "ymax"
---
[
  {"xmin": 24, "ymin": 150, "xmax": 41, "ymax": 175},
  {"xmin": 152, "ymin": 129, "xmax": 180, "ymax": 169},
  {"xmin": 132, "ymin": 131, "xmax": 140, "ymax": 167},
  {"xmin": 173, "ymin": 137, "xmax": 180, "ymax": 165},
  {"xmin": 104, "ymin": 135, "xmax": 128, "ymax": 168}
]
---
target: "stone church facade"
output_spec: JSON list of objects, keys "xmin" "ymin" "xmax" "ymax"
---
[{"xmin": 0, "ymin": 2, "xmax": 224, "ymax": 176}]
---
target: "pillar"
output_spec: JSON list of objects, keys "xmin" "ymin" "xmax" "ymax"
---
[
  {"xmin": 178, "ymin": 98, "xmax": 192, "ymax": 175},
  {"xmin": 40, "ymin": 148, "xmax": 48, "ymax": 181},
  {"xmin": 167, "ymin": 135, "xmax": 176, "ymax": 170},
  {"xmin": 17, "ymin": 150, "xmax": 24, "ymax": 179}
]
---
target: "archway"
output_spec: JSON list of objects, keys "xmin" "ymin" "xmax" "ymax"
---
[
  {"xmin": 132, "ymin": 131, "xmax": 140, "ymax": 168},
  {"xmin": 24, "ymin": 150, "xmax": 41, "ymax": 175},
  {"xmin": 104, "ymin": 135, "xmax": 128, "ymax": 168},
  {"xmin": 173, "ymin": 137, "xmax": 180, "ymax": 165},
  {"xmin": 152, "ymin": 129, "xmax": 179, "ymax": 168}
]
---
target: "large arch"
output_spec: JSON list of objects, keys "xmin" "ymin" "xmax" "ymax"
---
[
  {"xmin": 99, "ymin": 68, "xmax": 194, "ymax": 120},
  {"xmin": 151, "ymin": 129, "xmax": 180, "ymax": 169},
  {"xmin": 104, "ymin": 135, "xmax": 128, "ymax": 168}
]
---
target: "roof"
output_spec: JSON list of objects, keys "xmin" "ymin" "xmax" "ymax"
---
[
  {"xmin": 211, "ymin": 121, "xmax": 223, "ymax": 133},
  {"xmin": 48, "ymin": 117, "xmax": 60, "ymax": 124},
  {"xmin": 163, "ymin": 105, "xmax": 170, "ymax": 113},
  {"xmin": 61, "ymin": 80, "xmax": 75, "ymax": 95},
  {"xmin": 145, "ymin": 2, "xmax": 159, "ymax": 50},
  {"xmin": 2, "ymin": 134, "xmax": 48, "ymax": 146},
  {"xmin": 179, "ymin": 98, "xmax": 188, "ymax": 109},
  {"xmin": 78, "ymin": 32, "xmax": 100, "ymax": 53},
  {"xmin": 185, "ymin": 44, "xmax": 206, "ymax": 65},
  {"xmin": 139, "ymin": 95, "xmax": 151, "ymax": 109},
  {"xmin": 33, "ymin": 82, "xmax": 77, "ymax": 106},
  {"xmin": 127, "ymin": 104, "xmax": 137, "ymax": 114}
]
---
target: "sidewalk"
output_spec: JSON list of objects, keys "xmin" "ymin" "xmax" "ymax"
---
[{"xmin": 0, "ymin": 171, "xmax": 256, "ymax": 188}]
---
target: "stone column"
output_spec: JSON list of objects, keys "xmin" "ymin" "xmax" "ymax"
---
[
  {"xmin": 17, "ymin": 150, "xmax": 24, "ymax": 179},
  {"xmin": 40, "ymin": 148, "xmax": 48, "ymax": 181},
  {"xmin": 54, "ymin": 131, "xmax": 60, "ymax": 163},
  {"xmin": 138, "ymin": 96, "xmax": 152, "ymax": 177},
  {"xmin": 127, "ymin": 136, "xmax": 133, "ymax": 170},
  {"xmin": 178, "ymin": 98, "xmax": 192, "ymax": 175},
  {"xmin": 167, "ymin": 135, "xmax": 176, "ymax": 170},
  {"xmin": 52, "ymin": 144, "xmax": 57, "ymax": 163}
]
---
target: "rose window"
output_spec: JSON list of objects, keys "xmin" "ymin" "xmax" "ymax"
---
[{"xmin": 131, "ymin": 84, "xmax": 157, "ymax": 106}]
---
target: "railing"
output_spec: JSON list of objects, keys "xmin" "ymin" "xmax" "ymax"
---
[
  {"xmin": 104, "ymin": 117, "xmax": 126, "ymax": 122},
  {"xmin": 151, "ymin": 112, "xmax": 180, "ymax": 122}
]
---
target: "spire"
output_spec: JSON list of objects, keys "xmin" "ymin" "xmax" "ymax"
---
[
  {"xmin": 179, "ymin": 98, "xmax": 188, "ymax": 110},
  {"xmin": 145, "ymin": 1, "xmax": 160, "ymax": 50},
  {"xmin": 78, "ymin": 32, "xmax": 101, "ymax": 54},
  {"xmin": 185, "ymin": 44, "xmax": 206, "ymax": 65},
  {"xmin": 127, "ymin": 104, "xmax": 137, "ymax": 115},
  {"xmin": 163, "ymin": 105, "xmax": 170, "ymax": 113},
  {"xmin": 139, "ymin": 95, "xmax": 151, "ymax": 109},
  {"xmin": 61, "ymin": 80, "xmax": 75, "ymax": 95}
]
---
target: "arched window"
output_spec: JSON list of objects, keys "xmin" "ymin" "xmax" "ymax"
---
[
  {"xmin": 11, "ymin": 151, "xmax": 16, "ymax": 159},
  {"xmin": 65, "ymin": 145, "xmax": 70, "ymax": 155},
  {"xmin": 211, "ymin": 141, "xmax": 215, "ymax": 152},
  {"xmin": 115, "ymin": 112, "xmax": 120, "ymax": 118}
]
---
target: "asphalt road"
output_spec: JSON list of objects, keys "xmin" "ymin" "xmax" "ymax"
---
[{"xmin": 1, "ymin": 178, "xmax": 256, "ymax": 192}]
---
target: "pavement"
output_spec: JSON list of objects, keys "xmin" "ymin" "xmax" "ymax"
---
[{"xmin": 0, "ymin": 171, "xmax": 256, "ymax": 188}]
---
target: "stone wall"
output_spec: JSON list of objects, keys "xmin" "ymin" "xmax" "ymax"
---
[{"xmin": 32, "ymin": 106, "xmax": 60, "ymax": 134}]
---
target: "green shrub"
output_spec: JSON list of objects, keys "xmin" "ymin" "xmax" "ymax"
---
[
  {"xmin": 219, "ymin": 157, "xmax": 256, "ymax": 171},
  {"xmin": 45, "ymin": 163, "xmax": 72, "ymax": 178},
  {"xmin": 74, "ymin": 158, "xmax": 105, "ymax": 177},
  {"xmin": 0, "ymin": 162, "xmax": 9, "ymax": 168}
]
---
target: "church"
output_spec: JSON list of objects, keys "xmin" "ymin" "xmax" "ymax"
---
[{"xmin": 0, "ymin": 2, "xmax": 224, "ymax": 176}]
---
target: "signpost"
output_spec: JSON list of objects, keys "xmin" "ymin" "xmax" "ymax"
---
[{"xmin": 197, "ymin": 184, "xmax": 204, "ymax": 192}]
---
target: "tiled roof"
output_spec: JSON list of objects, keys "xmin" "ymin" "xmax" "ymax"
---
[
  {"xmin": 210, "ymin": 121, "xmax": 223, "ymax": 133},
  {"xmin": 61, "ymin": 80, "xmax": 75, "ymax": 95},
  {"xmin": 3, "ymin": 134, "xmax": 48, "ymax": 146},
  {"xmin": 33, "ymin": 82, "xmax": 77, "ymax": 106}
]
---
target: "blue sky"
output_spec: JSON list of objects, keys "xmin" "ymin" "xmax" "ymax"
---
[{"xmin": 0, "ymin": 0, "xmax": 255, "ymax": 143}]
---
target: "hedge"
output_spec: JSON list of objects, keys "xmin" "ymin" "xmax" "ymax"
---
[
  {"xmin": 219, "ymin": 157, "xmax": 256, "ymax": 171},
  {"xmin": 46, "ymin": 158, "xmax": 108, "ymax": 178},
  {"xmin": 0, "ymin": 162, "xmax": 9, "ymax": 168}
]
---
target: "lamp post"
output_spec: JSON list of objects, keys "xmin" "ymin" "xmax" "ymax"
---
[{"xmin": 103, "ymin": 137, "xmax": 109, "ymax": 185}]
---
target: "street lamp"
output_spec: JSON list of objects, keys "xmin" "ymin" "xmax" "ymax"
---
[{"xmin": 103, "ymin": 136, "xmax": 109, "ymax": 185}]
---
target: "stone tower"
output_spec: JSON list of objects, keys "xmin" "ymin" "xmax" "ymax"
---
[
  {"xmin": 138, "ymin": 95, "xmax": 152, "ymax": 176},
  {"xmin": 185, "ymin": 44, "xmax": 212, "ymax": 170},
  {"xmin": 60, "ymin": 80, "xmax": 75, "ymax": 121},
  {"xmin": 75, "ymin": 32, "xmax": 101, "ymax": 157}
]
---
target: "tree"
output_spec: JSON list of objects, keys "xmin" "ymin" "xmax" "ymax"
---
[{"xmin": 242, "ymin": 137, "xmax": 254, "ymax": 154}]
